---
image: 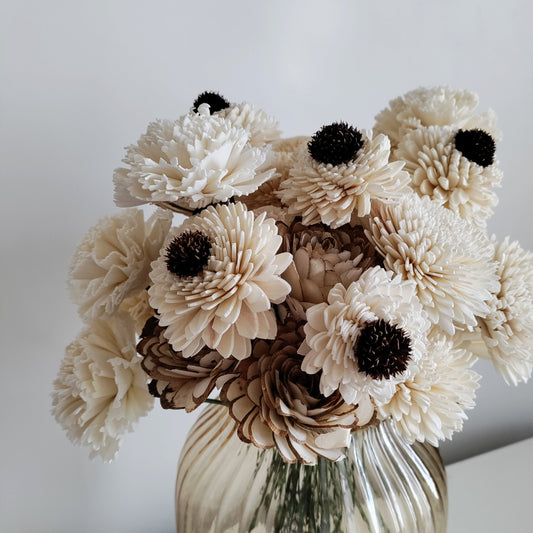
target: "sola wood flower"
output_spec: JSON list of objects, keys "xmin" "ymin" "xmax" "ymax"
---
[
  {"xmin": 51, "ymin": 313, "xmax": 153, "ymax": 461},
  {"xmin": 299, "ymin": 266, "xmax": 431, "ymax": 406},
  {"xmin": 479, "ymin": 238, "xmax": 533, "ymax": 384},
  {"xmin": 113, "ymin": 105, "xmax": 274, "ymax": 210},
  {"xmin": 379, "ymin": 333, "xmax": 480, "ymax": 446},
  {"xmin": 221, "ymin": 321, "xmax": 374, "ymax": 464},
  {"xmin": 69, "ymin": 208, "xmax": 172, "ymax": 322},
  {"xmin": 149, "ymin": 202, "xmax": 292, "ymax": 359},
  {"xmin": 374, "ymin": 86, "xmax": 501, "ymax": 148},
  {"xmin": 137, "ymin": 317, "xmax": 238, "ymax": 412},
  {"xmin": 277, "ymin": 220, "xmax": 380, "ymax": 321},
  {"xmin": 278, "ymin": 123, "xmax": 410, "ymax": 227},
  {"xmin": 394, "ymin": 125, "xmax": 502, "ymax": 223},
  {"xmin": 367, "ymin": 195, "xmax": 499, "ymax": 334}
]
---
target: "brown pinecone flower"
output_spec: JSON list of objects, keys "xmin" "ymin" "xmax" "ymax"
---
[
  {"xmin": 137, "ymin": 317, "xmax": 238, "ymax": 412},
  {"xmin": 221, "ymin": 321, "xmax": 373, "ymax": 464},
  {"xmin": 277, "ymin": 220, "xmax": 380, "ymax": 320}
]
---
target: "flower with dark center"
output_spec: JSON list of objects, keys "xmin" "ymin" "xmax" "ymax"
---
[
  {"xmin": 355, "ymin": 319, "xmax": 412, "ymax": 380},
  {"xmin": 308, "ymin": 122, "xmax": 364, "ymax": 166},
  {"xmin": 454, "ymin": 129, "xmax": 495, "ymax": 167},
  {"xmin": 165, "ymin": 230, "xmax": 211, "ymax": 277},
  {"xmin": 192, "ymin": 91, "xmax": 231, "ymax": 113}
]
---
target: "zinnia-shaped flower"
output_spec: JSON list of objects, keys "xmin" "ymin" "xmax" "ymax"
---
[
  {"xmin": 137, "ymin": 317, "xmax": 238, "ymax": 412},
  {"xmin": 69, "ymin": 208, "xmax": 172, "ymax": 322},
  {"xmin": 149, "ymin": 202, "xmax": 292, "ymax": 359},
  {"xmin": 479, "ymin": 238, "xmax": 533, "ymax": 384},
  {"xmin": 51, "ymin": 313, "xmax": 153, "ymax": 461},
  {"xmin": 278, "ymin": 124, "xmax": 410, "ymax": 227},
  {"xmin": 113, "ymin": 105, "xmax": 274, "ymax": 210},
  {"xmin": 221, "ymin": 321, "xmax": 374, "ymax": 464},
  {"xmin": 394, "ymin": 125, "xmax": 502, "ymax": 223},
  {"xmin": 374, "ymin": 86, "xmax": 501, "ymax": 148},
  {"xmin": 366, "ymin": 195, "xmax": 499, "ymax": 334},
  {"xmin": 379, "ymin": 333, "xmax": 480, "ymax": 446},
  {"xmin": 299, "ymin": 266, "xmax": 431, "ymax": 406}
]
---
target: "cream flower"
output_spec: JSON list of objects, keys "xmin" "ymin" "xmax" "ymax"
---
[
  {"xmin": 278, "ymin": 126, "xmax": 410, "ymax": 228},
  {"xmin": 221, "ymin": 321, "xmax": 374, "ymax": 464},
  {"xmin": 69, "ymin": 208, "xmax": 172, "ymax": 322},
  {"xmin": 299, "ymin": 267, "xmax": 430, "ymax": 406},
  {"xmin": 374, "ymin": 86, "xmax": 501, "ymax": 148},
  {"xmin": 149, "ymin": 202, "xmax": 292, "ymax": 359},
  {"xmin": 119, "ymin": 289, "xmax": 154, "ymax": 335},
  {"xmin": 479, "ymin": 238, "xmax": 533, "ymax": 384},
  {"xmin": 366, "ymin": 195, "xmax": 499, "ymax": 334},
  {"xmin": 51, "ymin": 313, "xmax": 153, "ymax": 461},
  {"xmin": 379, "ymin": 333, "xmax": 480, "ymax": 446},
  {"xmin": 393, "ymin": 125, "xmax": 502, "ymax": 223},
  {"xmin": 113, "ymin": 105, "xmax": 274, "ymax": 210}
]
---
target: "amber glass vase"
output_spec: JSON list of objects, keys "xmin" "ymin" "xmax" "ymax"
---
[{"xmin": 176, "ymin": 404, "xmax": 447, "ymax": 533}]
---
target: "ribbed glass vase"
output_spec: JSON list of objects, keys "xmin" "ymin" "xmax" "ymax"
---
[{"xmin": 176, "ymin": 404, "xmax": 447, "ymax": 533}]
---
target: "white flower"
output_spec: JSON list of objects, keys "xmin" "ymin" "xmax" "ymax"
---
[
  {"xmin": 379, "ymin": 333, "xmax": 480, "ymax": 446},
  {"xmin": 51, "ymin": 313, "xmax": 153, "ymax": 461},
  {"xmin": 113, "ymin": 106, "xmax": 275, "ymax": 210},
  {"xmin": 479, "ymin": 238, "xmax": 533, "ymax": 384},
  {"xmin": 69, "ymin": 208, "xmax": 172, "ymax": 322},
  {"xmin": 299, "ymin": 267, "xmax": 431, "ymax": 406},
  {"xmin": 374, "ymin": 86, "xmax": 501, "ymax": 148},
  {"xmin": 394, "ymin": 125, "xmax": 502, "ymax": 223},
  {"xmin": 278, "ymin": 130, "xmax": 410, "ymax": 228},
  {"xmin": 149, "ymin": 202, "xmax": 292, "ymax": 359},
  {"xmin": 366, "ymin": 195, "xmax": 499, "ymax": 334}
]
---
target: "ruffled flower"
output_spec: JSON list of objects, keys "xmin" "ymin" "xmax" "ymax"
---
[
  {"xmin": 51, "ymin": 313, "xmax": 153, "ymax": 461},
  {"xmin": 374, "ymin": 86, "xmax": 501, "ymax": 148},
  {"xmin": 299, "ymin": 266, "xmax": 431, "ymax": 406},
  {"xmin": 113, "ymin": 105, "xmax": 274, "ymax": 210},
  {"xmin": 394, "ymin": 125, "xmax": 502, "ymax": 223},
  {"xmin": 149, "ymin": 202, "xmax": 292, "ymax": 359},
  {"xmin": 69, "ymin": 208, "xmax": 172, "ymax": 322},
  {"xmin": 137, "ymin": 317, "xmax": 238, "ymax": 412},
  {"xmin": 366, "ymin": 195, "xmax": 499, "ymax": 334},
  {"xmin": 478, "ymin": 238, "xmax": 533, "ymax": 384},
  {"xmin": 379, "ymin": 333, "xmax": 480, "ymax": 446},
  {"xmin": 221, "ymin": 321, "xmax": 374, "ymax": 464},
  {"xmin": 278, "ymin": 130, "xmax": 410, "ymax": 227},
  {"xmin": 119, "ymin": 289, "xmax": 154, "ymax": 335}
]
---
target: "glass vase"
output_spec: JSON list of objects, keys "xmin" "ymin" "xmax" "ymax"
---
[{"xmin": 175, "ymin": 404, "xmax": 447, "ymax": 533}]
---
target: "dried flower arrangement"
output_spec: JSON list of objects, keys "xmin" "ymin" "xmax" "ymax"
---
[{"xmin": 53, "ymin": 87, "xmax": 533, "ymax": 466}]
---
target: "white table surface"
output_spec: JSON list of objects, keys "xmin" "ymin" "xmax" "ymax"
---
[{"xmin": 447, "ymin": 437, "xmax": 533, "ymax": 533}]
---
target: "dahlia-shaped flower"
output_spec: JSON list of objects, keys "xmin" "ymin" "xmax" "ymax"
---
[
  {"xmin": 69, "ymin": 208, "xmax": 172, "ymax": 322},
  {"xmin": 51, "ymin": 313, "xmax": 153, "ymax": 461},
  {"xmin": 299, "ymin": 266, "xmax": 431, "ymax": 406},
  {"xmin": 149, "ymin": 202, "xmax": 292, "ymax": 359}
]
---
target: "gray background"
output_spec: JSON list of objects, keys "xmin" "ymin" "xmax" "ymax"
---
[{"xmin": 2, "ymin": 1, "xmax": 532, "ymax": 531}]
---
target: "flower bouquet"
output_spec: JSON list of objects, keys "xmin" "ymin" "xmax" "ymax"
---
[{"xmin": 53, "ymin": 88, "xmax": 533, "ymax": 532}]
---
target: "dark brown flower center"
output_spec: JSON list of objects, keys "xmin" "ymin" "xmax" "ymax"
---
[
  {"xmin": 193, "ymin": 91, "xmax": 230, "ymax": 113},
  {"xmin": 308, "ymin": 122, "xmax": 364, "ymax": 166},
  {"xmin": 165, "ymin": 230, "xmax": 212, "ymax": 277},
  {"xmin": 355, "ymin": 319, "xmax": 412, "ymax": 380},
  {"xmin": 454, "ymin": 129, "xmax": 495, "ymax": 167}
]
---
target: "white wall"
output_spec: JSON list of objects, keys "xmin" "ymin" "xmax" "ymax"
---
[{"xmin": 2, "ymin": 1, "xmax": 532, "ymax": 531}]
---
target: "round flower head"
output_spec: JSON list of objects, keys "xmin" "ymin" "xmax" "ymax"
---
[
  {"xmin": 374, "ymin": 86, "xmax": 501, "ymax": 148},
  {"xmin": 278, "ymin": 124, "xmax": 410, "ymax": 228},
  {"xmin": 221, "ymin": 321, "xmax": 374, "ymax": 464},
  {"xmin": 69, "ymin": 208, "xmax": 172, "ymax": 322},
  {"xmin": 479, "ymin": 237, "xmax": 533, "ymax": 384},
  {"xmin": 149, "ymin": 202, "xmax": 292, "ymax": 359},
  {"xmin": 299, "ymin": 266, "xmax": 431, "ymax": 406},
  {"xmin": 394, "ymin": 125, "xmax": 502, "ymax": 223},
  {"xmin": 113, "ymin": 105, "xmax": 274, "ymax": 210},
  {"xmin": 379, "ymin": 333, "xmax": 480, "ymax": 446},
  {"xmin": 51, "ymin": 313, "xmax": 153, "ymax": 461},
  {"xmin": 366, "ymin": 195, "xmax": 499, "ymax": 334}
]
